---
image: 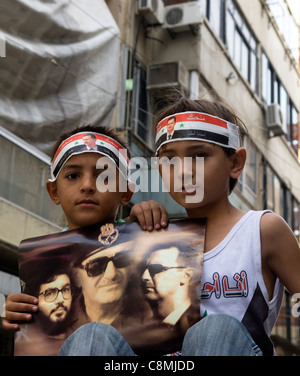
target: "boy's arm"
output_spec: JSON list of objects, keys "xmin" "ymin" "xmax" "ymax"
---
[
  {"xmin": 125, "ymin": 200, "xmax": 169, "ymax": 231},
  {"xmin": 261, "ymin": 212, "xmax": 300, "ymax": 296},
  {"xmin": 2, "ymin": 293, "xmax": 38, "ymax": 331}
]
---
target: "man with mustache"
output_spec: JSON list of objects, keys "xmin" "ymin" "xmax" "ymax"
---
[
  {"xmin": 14, "ymin": 269, "xmax": 77, "ymax": 356},
  {"xmin": 37, "ymin": 272, "xmax": 74, "ymax": 337}
]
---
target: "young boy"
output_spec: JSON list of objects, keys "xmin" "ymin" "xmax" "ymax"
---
[
  {"xmin": 57, "ymin": 95, "xmax": 300, "ymax": 356},
  {"xmin": 2, "ymin": 124, "xmax": 168, "ymax": 332}
]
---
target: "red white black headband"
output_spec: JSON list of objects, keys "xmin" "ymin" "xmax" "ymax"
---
[
  {"xmin": 155, "ymin": 112, "xmax": 241, "ymax": 155},
  {"xmin": 49, "ymin": 132, "xmax": 129, "ymax": 181}
]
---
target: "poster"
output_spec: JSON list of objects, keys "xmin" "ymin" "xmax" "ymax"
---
[{"xmin": 14, "ymin": 219, "xmax": 205, "ymax": 356}]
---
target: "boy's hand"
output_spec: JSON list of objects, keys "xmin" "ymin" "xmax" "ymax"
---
[
  {"xmin": 2, "ymin": 293, "xmax": 38, "ymax": 331},
  {"xmin": 126, "ymin": 200, "xmax": 169, "ymax": 231}
]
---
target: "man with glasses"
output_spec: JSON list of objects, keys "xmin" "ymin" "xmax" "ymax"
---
[
  {"xmin": 121, "ymin": 241, "xmax": 201, "ymax": 355},
  {"xmin": 73, "ymin": 240, "xmax": 138, "ymax": 327},
  {"xmin": 38, "ymin": 273, "xmax": 73, "ymax": 333},
  {"xmin": 141, "ymin": 245, "xmax": 195, "ymax": 329},
  {"xmin": 14, "ymin": 268, "xmax": 78, "ymax": 356}
]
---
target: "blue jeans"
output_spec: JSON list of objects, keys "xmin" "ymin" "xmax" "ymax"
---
[{"xmin": 59, "ymin": 314, "xmax": 263, "ymax": 356}]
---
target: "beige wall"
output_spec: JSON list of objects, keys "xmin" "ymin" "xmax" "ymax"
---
[{"xmin": 0, "ymin": 198, "xmax": 62, "ymax": 247}]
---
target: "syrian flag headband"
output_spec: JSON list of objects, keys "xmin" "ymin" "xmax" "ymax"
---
[
  {"xmin": 49, "ymin": 132, "xmax": 129, "ymax": 181},
  {"xmin": 155, "ymin": 111, "xmax": 241, "ymax": 155}
]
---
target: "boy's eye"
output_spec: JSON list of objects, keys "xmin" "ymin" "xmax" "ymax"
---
[{"xmin": 66, "ymin": 173, "xmax": 79, "ymax": 180}]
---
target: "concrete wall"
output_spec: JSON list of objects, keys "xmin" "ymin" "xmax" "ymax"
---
[{"xmin": 0, "ymin": 198, "xmax": 62, "ymax": 248}]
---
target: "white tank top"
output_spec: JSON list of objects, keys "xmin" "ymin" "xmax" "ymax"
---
[{"xmin": 199, "ymin": 210, "xmax": 284, "ymax": 355}]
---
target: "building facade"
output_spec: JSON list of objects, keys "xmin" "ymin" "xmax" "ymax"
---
[
  {"xmin": 0, "ymin": 0, "xmax": 299, "ymax": 355},
  {"xmin": 106, "ymin": 0, "xmax": 300, "ymax": 353}
]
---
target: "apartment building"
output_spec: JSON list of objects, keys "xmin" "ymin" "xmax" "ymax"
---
[
  {"xmin": 0, "ymin": 0, "xmax": 299, "ymax": 355},
  {"xmin": 106, "ymin": 0, "xmax": 300, "ymax": 353}
]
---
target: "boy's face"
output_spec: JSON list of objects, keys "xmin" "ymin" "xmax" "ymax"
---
[
  {"xmin": 157, "ymin": 140, "xmax": 238, "ymax": 216},
  {"xmin": 47, "ymin": 153, "xmax": 132, "ymax": 229}
]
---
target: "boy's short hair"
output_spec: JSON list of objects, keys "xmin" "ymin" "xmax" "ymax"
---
[
  {"xmin": 51, "ymin": 124, "xmax": 131, "ymax": 161},
  {"xmin": 153, "ymin": 93, "xmax": 248, "ymax": 193}
]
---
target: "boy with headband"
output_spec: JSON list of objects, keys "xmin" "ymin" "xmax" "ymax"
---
[
  {"xmin": 3, "ymin": 125, "xmax": 168, "ymax": 332},
  {"xmin": 53, "ymin": 95, "xmax": 300, "ymax": 356},
  {"xmin": 146, "ymin": 94, "xmax": 300, "ymax": 356}
]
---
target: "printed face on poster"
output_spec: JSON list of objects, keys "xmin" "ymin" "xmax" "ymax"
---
[{"xmin": 14, "ymin": 219, "xmax": 205, "ymax": 356}]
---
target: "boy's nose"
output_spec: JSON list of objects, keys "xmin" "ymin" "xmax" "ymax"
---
[
  {"xmin": 181, "ymin": 158, "xmax": 194, "ymax": 180},
  {"xmin": 80, "ymin": 175, "xmax": 96, "ymax": 192}
]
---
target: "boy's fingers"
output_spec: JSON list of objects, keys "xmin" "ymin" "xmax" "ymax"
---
[
  {"xmin": 4, "ymin": 293, "xmax": 39, "ymax": 327},
  {"xmin": 6, "ymin": 293, "xmax": 38, "ymax": 305},
  {"xmin": 1, "ymin": 318, "xmax": 20, "ymax": 331},
  {"xmin": 4, "ymin": 310, "xmax": 33, "ymax": 324},
  {"xmin": 129, "ymin": 203, "xmax": 147, "ymax": 230},
  {"xmin": 159, "ymin": 206, "xmax": 169, "ymax": 228},
  {"xmin": 148, "ymin": 201, "xmax": 169, "ymax": 230},
  {"xmin": 152, "ymin": 206, "xmax": 164, "ymax": 230},
  {"xmin": 139, "ymin": 201, "xmax": 154, "ymax": 231},
  {"xmin": 5, "ymin": 302, "xmax": 38, "ymax": 316},
  {"xmin": 128, "ymin": 201, "xmax": 169, "ymax": 231}
]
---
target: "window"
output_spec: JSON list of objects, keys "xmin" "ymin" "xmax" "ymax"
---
[
  {"xmin": 266, "ymin": 0, "xmax": 299, "ymax": 65},
  {"xmin": 263, "ymin": 161, "xmax": 299, "ymax": 239},
  {"xmin": 245, "ymin": 141, "xmax": 258, "ymax": 195},
  {"xmin": 0, "ymin": 135, "xmax": 65, "ymax": 227},
  {"xmin": 131, "ymin": 63, "xmax": 150, "ymax": 143},
  {"xmin": 203, "ymin": 0, "xmax": 224, "ymax": 39},
  {"xmin": 226, "ymin": 1, "xmax": 258, "ymax": 92},
  {"xmin": 265, "ymin": 164, "xmax": 275, "ymax": 211},
  {"xmin": 273, "ymin": 174, "xmax": 283, "ymax": 217},
  {"xmin": 202, "ymin": 0, "xmax": 258, "ymax": 93},
  {"xmin": 290, "ymin": 105, "xmax": 299, "ymax": 154},
  {"xmin": 293, "ymin": 201, "xmax": 300, "ymax": 241},
  {"xmin": 237, "ymin": 136, "xmax": 258, "ymax": 207},
  {"xmin": 262, "ymin": 52, "xmax": 299, "ymax": 156}
]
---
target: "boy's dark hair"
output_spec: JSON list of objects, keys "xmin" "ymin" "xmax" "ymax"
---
[
  {"xmin": 51, "ymin": 124, "xmax": 131, "ymax": 161},
  {"xmin": 153, "ymin": 92, "xmax": 248, "ymax": 193}
]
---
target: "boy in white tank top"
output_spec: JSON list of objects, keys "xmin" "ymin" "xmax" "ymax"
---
[{"xmin": 129, "ymin": 94, "xmax": 300, "ymax": 356}]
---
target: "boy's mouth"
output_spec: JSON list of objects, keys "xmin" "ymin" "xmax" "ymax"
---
[
  {"xmin": 76, "ymin": 199, "xmax": 99, "ymax": 206},
  {"xmin": 182, "ymin": 186, "xmax": 197, "ymax": 195}
]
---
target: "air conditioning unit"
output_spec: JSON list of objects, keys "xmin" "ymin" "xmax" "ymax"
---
[
  {"xmin": 147, "ymin": 61, "xmax": 189, "ymax": 91},
  {"xmin": 163, "ymin": 2, "xmax": 203, "ymax": 32},
  {"xmin": 266, "ymin": 103, "xmax": 287, "ymax": 137},
  {"xmin": 137, "ymin": 0, "xmax": 164, "ymax": 25}
]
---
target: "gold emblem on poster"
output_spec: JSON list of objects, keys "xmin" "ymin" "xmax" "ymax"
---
[{"xmin": 98, "ymin": 223, "xmax": 119, "ymax": 245}]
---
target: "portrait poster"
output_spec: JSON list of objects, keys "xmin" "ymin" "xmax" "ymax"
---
[{"xmin": 14, "ymin": 219, "xmax": 206, "ymax": 356}]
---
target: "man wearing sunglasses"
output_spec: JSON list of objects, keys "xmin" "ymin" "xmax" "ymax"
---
[
  {"xmin": 120, "ymin": 243, "xmax": 200, "ymax": 355},
  {"xmin": 141, "ymin": 245, "xmax": 197, "ymax": 331},
  {"xmin": 74, "ymin": 240, "xmax": 135, "ymax": 326}
]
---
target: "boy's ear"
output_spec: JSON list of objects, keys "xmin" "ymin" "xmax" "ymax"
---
[
  {"xmin": 120, "ymin": 182, "xmax": 135, "ymax": 206},
  {"xmin": 230, "ymin": 147, "xmax": 246, "ymax": 179},
  {"xmin": 46, "ymin": 180, "xmax": 61, "ymax": 205}
]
